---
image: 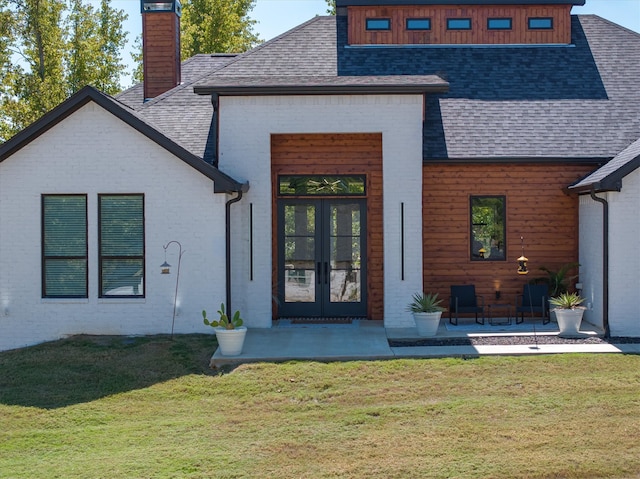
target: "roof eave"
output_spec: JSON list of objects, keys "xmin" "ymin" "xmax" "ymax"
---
[
  {"xmin": 194, "ymin": 83, "xmax": 450, "ymax": 96},
  {"xmin": 0, "ymin": 86, "xmax": 244, "ymax": 193},
  {"xmin": 569, "ymin": 153, "xmax": 640, "ymax": 194}
]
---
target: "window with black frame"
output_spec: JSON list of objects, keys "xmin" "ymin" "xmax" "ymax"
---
[
  {"xmin": 470, "ymin": 196, "xmax": 505, "ymax": 261},
  {"xmin": 98, "ymin": 194, "xmax": 145, "ymax": 297},
  {"xmin": 42, "ymin": 194, "xmax": 88, "ymax": 298}
]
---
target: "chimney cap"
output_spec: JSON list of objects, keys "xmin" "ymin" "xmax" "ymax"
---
[{"xmin": 141, "ymin": 0, "xmax": 182, "ymax": 16}]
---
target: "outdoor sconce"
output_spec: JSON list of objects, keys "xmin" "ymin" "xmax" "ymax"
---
[
  {"xmin": 494, "ymin": 280, "xmax": 501, "ymax": 299},
  {"xmin": 161, "ymin": 241, "xmax": 185, "ymax": 338}
]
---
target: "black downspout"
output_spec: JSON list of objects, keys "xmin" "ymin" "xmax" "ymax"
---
[
  {"xmin": 225, "ymin": 190, "xmax": 243, "ymax": 314},
  {"xmin": 590, "ymin": 189, "xmax": 609, "ymax": 338}
]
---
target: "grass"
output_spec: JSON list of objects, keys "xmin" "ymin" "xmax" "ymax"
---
[{"xmin": 1, "ymin": 335, "xmax": 639, "ymax": 478}]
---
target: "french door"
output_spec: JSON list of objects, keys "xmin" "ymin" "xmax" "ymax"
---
[{"xmin": 277, "ymin": 199, "xmax": 367, "ymax": 317}]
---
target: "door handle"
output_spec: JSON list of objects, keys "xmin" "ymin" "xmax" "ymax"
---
[
  {"xmin": 324, "ymin": 262, "xmax": 328, "ymax": 284},
  {"xmin": 317, "ymin": 262, "xmax": 322, "ymax": 284}
]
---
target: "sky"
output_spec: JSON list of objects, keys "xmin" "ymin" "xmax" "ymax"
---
[{"xmin": 109, "ymin": 0, "xmax": 640, "ymax": 87}]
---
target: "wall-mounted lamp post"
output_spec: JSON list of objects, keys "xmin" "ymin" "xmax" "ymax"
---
[{"xmin": 161, "ymin": 241, "xmax": 185, "ymax": 339}]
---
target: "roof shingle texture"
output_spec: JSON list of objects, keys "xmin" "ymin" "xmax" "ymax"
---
[{"xmin": 129, "ymin": 14, "xmax": 640, "ymax": 162}]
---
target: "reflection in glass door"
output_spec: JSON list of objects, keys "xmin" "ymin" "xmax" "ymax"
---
[{"xmin": 277, "ymin": 199, "xmax": 367, "ymax": 318}]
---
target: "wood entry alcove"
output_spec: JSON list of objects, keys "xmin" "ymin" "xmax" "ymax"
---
[{"xmin": 271, "ymin": 133, "xmax": 384, "ymax": 320}]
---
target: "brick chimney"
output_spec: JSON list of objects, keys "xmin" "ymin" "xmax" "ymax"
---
[{"xmin": 141, "ymin": 1, "xmax": 182, "ymax": 100}]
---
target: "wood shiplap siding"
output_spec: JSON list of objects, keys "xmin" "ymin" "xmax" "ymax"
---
[
  {"xmin": 348, "ymin": 5, "xmax": 572, "ymax": 45},
  {"xmin": 422, "ymin": 163, "xmax": 594, "ymax": 306},
  {"xmin": 271, "ymin": 134, "xmax": 384, "ymax": 320}
]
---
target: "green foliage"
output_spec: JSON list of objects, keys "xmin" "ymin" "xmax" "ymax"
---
[
  {"xmin": 326, "ymin": 0, "xmax": 336, "ymax": 15},
  {"xmin": 549, "ymin": 292, "xmax": 585, "ymax": 310},
  {"xmin": 532, "ymin": 262, "xmax": 580, "ymax": 297},
  {"xmin": 180, "ymin": 0, "xmax": 259, "ymax": 58},
  {"xmin": 202, "ymin": 303, "xmax": 243, "ymax": 330},
  {"xmin": 0, "ymin": 0, "xmax": 128, "ymax": 142},
  {"xmin": 407, "ymin": 292, "xmax": 446, "ymax": 313}
]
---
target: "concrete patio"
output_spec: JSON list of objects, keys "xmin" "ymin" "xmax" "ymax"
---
[{"xmin": 210, "ymin": 319, "xmax": 640, "ymax": 367}]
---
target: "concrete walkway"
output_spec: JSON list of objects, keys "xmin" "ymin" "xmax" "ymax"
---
[{"xmin": 210, "ymin": 320, "xmax": 640, "ymax": 367}]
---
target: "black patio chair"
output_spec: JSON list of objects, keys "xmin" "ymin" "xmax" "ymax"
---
[
  {"xmin": 449, "ymin": 285, "xmax": 485, "ymax": 325},
  {"xmin": 516, "ymin": 284, "xmax": 550, "ymax": 324}
]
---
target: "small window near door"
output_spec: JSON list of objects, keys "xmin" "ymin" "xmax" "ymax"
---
[
  {"xmin": 470, "ymin": 196, "xmax": 506, "ymax": 261},
  {"xmin": 278, "ymin": 176, "xmax": 366, "ymax": 196}
]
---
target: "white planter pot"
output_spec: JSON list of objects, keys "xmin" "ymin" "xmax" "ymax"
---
[
  {"xmin": 413, "ymin": 312, "xmax": 442, "ymax": 337},
  {"xmin": 215, "ymin": 326, "xmax": 247, "ymax": 356},
  {"xmin": 555, "ymin": 309, "xmax": 584, "ymax": 337}
]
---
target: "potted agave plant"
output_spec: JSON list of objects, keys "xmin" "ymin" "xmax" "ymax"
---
[
  {"xmin": 407, "ymin": 292, "xmax": 446, "ymax": 337},
  {"xmin": 203, "ymin": 303, "xmax": 246, "ymax": 356},
  {"xmin": 549, "ymin": 292, "xmax": 586, "ymax": 337}
]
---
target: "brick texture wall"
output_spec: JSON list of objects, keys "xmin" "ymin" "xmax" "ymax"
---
[{"xmin": 0, "ymin": 103, "xmax": 226, "ymax": 351}]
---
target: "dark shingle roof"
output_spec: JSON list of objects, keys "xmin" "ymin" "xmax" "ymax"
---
[
  {"xmin": 193, "ymin": 17, "xmax": 448, "ymax": 94},
  {"xmin": 190, "ymin": 14, "xmax": 640, "ymax": 162},
  {"xmin": 115, "ymin": 54, "xmax": 237, "ymax": 158},
  {"xmin": 336, "ymin": 14, "xmax": 640, "ymax": 160},
  {"xmin": 117, "ymin": 54, "xmax": 237, "ymax": 109},
  {"xmin": 127, "ymin": 13, "xmax": 640, "ymax": 164}
]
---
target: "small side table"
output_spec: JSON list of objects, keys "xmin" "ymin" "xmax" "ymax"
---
[{"xmin": 488, "ymin": 303, "xmax": 512, "ymax": 326}]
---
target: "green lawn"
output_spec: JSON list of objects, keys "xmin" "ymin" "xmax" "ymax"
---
[{"xmin": 1, "ymin": 335, "xmax": 639, "ymax": 479}]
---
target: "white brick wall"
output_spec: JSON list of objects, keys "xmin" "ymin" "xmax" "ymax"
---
[
  {"xmin": 608, "ymin": 169, "xmax": 640, "ymax": 336},
  {"xmin": 579, "ymin": 170, "xmax": 640, "ymax": 337},
  {"xmin": 218, "ymin": 94, "xmax": 424, "ymax": 328},
  {"xmin": 0, "ymin": 103, "xmax": 226, "ymax": 351},
  {"xmin": 578, "ymin": 194, "xmax": 604, "ymax": 329}
]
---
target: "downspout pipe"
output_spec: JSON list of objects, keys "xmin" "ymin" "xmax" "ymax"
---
[
  {"xmin": 590, "ymin": 188, "xmax": 610, "ymax": 338},
  {"xmin": 225, "ymin": 185, "xmax": 248, "ymax": 315}
]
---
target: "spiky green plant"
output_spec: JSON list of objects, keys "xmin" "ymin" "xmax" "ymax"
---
[
  {"xmin": 549, "ymin": 292, "xmax": 585, "ymax": 310},
  {"xmin": 202, "ymin": 303, "xmax": 243, "ymax": 330},
  {"xmin": 406, "ymin": 292, "xmax": 446, "ymax": 313}
]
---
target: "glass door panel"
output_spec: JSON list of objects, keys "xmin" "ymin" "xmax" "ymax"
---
[
  {"xmin": 283, "ymin": 204, "xmax": 318, "ymax": 310},
  {"xmin": 278, "ymin": 199, "xmax": 366, "ymax": 318},
  {"xmin": 328, "ymin": 204, "xmax": 362, "ymax": 304}
]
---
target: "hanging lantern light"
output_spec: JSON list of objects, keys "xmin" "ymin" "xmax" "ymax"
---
[{"xmin": 517, "ymin": 236, "xmax": 529, "ymax": 275}]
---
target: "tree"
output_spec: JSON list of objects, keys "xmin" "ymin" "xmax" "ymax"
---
[
  {"xmin": 180, "ymin": 0, "xmax": 259, "ymax": 58},
  {"xmin": 0, "ymin": 0, "xmax": 127, "ymax": 142},
  {"xmin": 326, "ymin": 0, "xmax": 336, "ymax": 15}
]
